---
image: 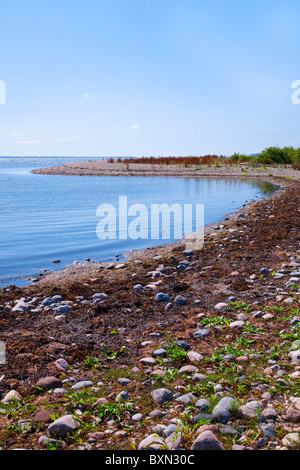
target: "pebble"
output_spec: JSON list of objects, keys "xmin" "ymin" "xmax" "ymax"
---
[
  {"xmin": 288, "ymin": 350, "xmax": 300, "ymax": 364},
  {"xmin": 116, "ymin": 390, "xmax": 130, "ymax": 402},
  {"xmin": 174, "ymin": 340, "xmax": 190, "ymax": 351},
  {"xmin": 131, "ymin": 413, "xmax": 143, "ymax": 422},
  {"xmin": 138, "ymin": 434, "xmax": 166, "ymax": 450},
  {"xmin": 195, "ymin": 399, "xmax": 211, "ymax": 412},
  {"xmin": 34, "ymin": 409, "xmax": 52, "ymax": 424},
  {"xmin": 53, "ymin": 388, "xmax": 66, "ymax": 394},
  {"xmin": 261, "ymin": 407, "xmax": 277, "ymax": 421},
  {"xmin": 149, "ymin": 410, "xmax": 166, "ymax": 418},
  {"xmin": 191, "ymin": 431, "xmax": 225, "ymax": 451},
  {"xmin": 48, "ymin": 415, "xmax": 79, "ymax": 438},
  {"xmin": 229, "ymin": 321, "xmax": 244, "ymax": 329},
  {"xmin": 261, "ymin": 426, "xmax": 277, "ymax": 440},
  {"xmin": 194, "ymin": 329, "xmax": 211, "ymax": 339},
  {"xmin": 36, "ymin": 377, "xmax": 63, "ymax": 391},
  {"xmin": 166, "ymin": 431, "xmax": 184, "ymax": 450},
  {"xmin": 193, "ymin": 373, "xmax": 208, "ymax": 382},
  {"xmin": 155, "ymin": 293, "xmax": 171, "ymax": 303},
  {"xmin": 118, "ymin": 378, "xmax": 131, "ymax": 386},
  {"xmin": 139, "ymin": 357, "xmax": 156, "ymax": 366},
  {"xmin": 285, "ymin": 407, "xmax": 300, "ymax": 423},
  {"xmin": 93, "ymin": 293, "xmax": 108, "ymax": 301},
  {"xmin": 238, "ymin": 401, "xmax": 263, "ymax": 419},
  {"xmin": 187, "ymin": 351, "xmax": 203, "ymax": 363},
  {"xmin": 183, "ymin": 250, "xmax": 193, "ymax": 256},
  {"xmin": 133, "ymin": 284, "xmax": 144, "ymax": 291},
  {"xmin": 177, "ymin": 365, "xmax": 198, "ymax": 375},
  {"xmin": 174, "ymin": 295, "xmax": 187, "ymax": 305},
  {"xmin": 53, "ymin": 304, "xmax": 72, "ymax": 314},
  {"xmin": 176, "ymin": 393, "xmax": 197, "ymax": 404},
  {"xmin": 13, "ymin": 299, "xmax": 34, "ymax": 313},
  {"xmin": 38, "ymin": 435, "xmax": 66, "ymax": 449},
  {"xmin": 215, "ymin": 302, "xmax": 228, "ymax": 311},
  {"xmin": 55, "ymin": 358, "xmax": 70, "ymax": 372},
  {"xmin": 260, "ymin": 268, "xmax": 270, "ymax": 276},
  {"xmin": 71, "ymin": 381, "xmax": 94, "ymax": 390},
  {"xmin": 1, "ymin": 390, "xmax": 22, "ymax": 404},
  {"xmin": 153, "ymin": 348, "xmax": 167, "ymax": 358},
  {"xmin": 212, "ymin": 397, "xmax": 238, "ymax": 423},
  {"xmin": 164, "ymin": 424, "xmax": 178, "ymax": 437},
  {"xmin": 282, "ymin": 433, "xmax": 300, "ymax": 449},
  {"xmin": 151, "ymin": 388, "xmax": 173, "ymax": 404}
]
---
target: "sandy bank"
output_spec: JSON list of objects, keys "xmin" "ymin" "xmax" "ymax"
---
[{"xmin": 32, "ymin": 160, "xmax": 300, "ymax": 179}]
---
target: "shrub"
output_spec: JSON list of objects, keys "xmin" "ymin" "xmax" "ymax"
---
[
  {"xmin": 292, "ymin": 148, "xmax": 300, "ymax": 168},
  {"xmin": 229, "ymin": 153, "xmax": 257, "ymax": 164},
  {"xmin": 257, "ymin": 146, "xmax": 294, "ymax": 165}
]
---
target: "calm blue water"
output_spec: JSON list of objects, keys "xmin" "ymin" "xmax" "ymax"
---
[{"xmin": 0, "ymin": 157, "xmax": 277, "ymax": 287}]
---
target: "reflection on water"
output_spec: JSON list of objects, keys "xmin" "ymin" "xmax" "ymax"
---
[{"xmin": 0, "ymin": 157, "xmax": 279, "ymax": 287}]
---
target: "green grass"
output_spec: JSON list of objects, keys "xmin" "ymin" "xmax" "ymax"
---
[
  {"xmin": 226, "ymin": 301, "xmax": 252, "ymax": 313},
  {"xmin": 200, "ymin": 316, "xmax": 229, "ymax": 328},
  {"xmin": 96, "ymin": 400, "xmax": 135, "ymax": 423}
]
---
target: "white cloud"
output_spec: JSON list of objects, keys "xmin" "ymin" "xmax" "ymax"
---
[
  {"xmin": 83, "ymin": 94, "xmax": 96, "ymax": 99},
  {"xmin": 14, "ymin": 137, "xmax": 74, "ymax": 145},
  {"xmin": 131, "ymin": 124, "xmax": 140, "ymax": 131},
  {"xmin": 14, "ymin": 139, "xmax": 47, "ymax": 145},
  {"xmin": 10, "ymin": 131, "xmax": 24, "ymax": 136}
]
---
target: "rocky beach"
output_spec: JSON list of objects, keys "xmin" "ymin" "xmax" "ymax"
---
[
  {"xmin": 32, "ymin": 159, "xmax": 300, "ymax": 179},
  {"xmin": 1, "ymin": 163, "xmax": 300, "ymax": 451}
]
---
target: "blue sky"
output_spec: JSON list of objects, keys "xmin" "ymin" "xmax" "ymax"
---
[{"xmin": 0, "ymin": 0, "xmax": 299, "ymax": 157}]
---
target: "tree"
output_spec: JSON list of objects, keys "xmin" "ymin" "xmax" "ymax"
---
[{"xmin": 257, "ymin": 146, "xmax": 294, "ymax": 165}]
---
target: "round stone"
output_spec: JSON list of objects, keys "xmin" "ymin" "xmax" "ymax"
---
[
  {"xmin": 48, "ymin": 415, "xmax": 79, "ymax": 438},
  {"xmin": 155, "ymin": 293, "xmax": 171, "ymax": 303},
  {"xmin": 151, "ymin": 388, "xmax": 173, "ymax": 404}
]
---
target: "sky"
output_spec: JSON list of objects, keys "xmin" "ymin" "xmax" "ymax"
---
[{"xmin": 0, "ymin": 0, "xmax": 300, "ymax": 157}]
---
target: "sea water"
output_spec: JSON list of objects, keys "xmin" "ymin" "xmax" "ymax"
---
[{"xmin": 0, "ymin": 157, "xmax": 277, "ymax": 287}]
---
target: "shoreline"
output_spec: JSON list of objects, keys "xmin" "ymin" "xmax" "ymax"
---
[
  {"xmin": 29, "ymin": 159, "xmax": 299, "ymax": 287},
  {"xmin": 1, "ymin": 166, "xmax": 300, "ymax": 450},
  {"xmin": 32, "ymin": 160, "xmax": 300, "ymax": 180},
  {"xmin": 3, "ymin": 172, "xmax": 284, "ymax": 289}
]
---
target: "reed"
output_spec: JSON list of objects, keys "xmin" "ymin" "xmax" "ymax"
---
[{"xmin": 115, "ymin": 155, "xmax": 233, "ymax": 166}]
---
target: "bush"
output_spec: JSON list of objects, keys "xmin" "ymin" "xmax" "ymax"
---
[
  {"xmin": 257, "ymin": 146, "xmax": 294, "ymax": 165},
  {"xmin": 230, "ymin": 153, "xmax": 241, "ymax": 163},
  {"xmin": 292, "ymin": 148, "xmax": 300, "ymax": 165},
  {"xmin": 229, "ymin": 153, "xmax": 255, "ymax": 163}
]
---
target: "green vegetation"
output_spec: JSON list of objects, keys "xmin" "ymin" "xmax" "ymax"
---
[
  {"xmin": 257, "ymin": 146, "xmax": 299, "ymax": 165},
  {"xmin": 108, "ymin": 146, "xmax": 300, "ymax": 168},
  {"xmin": 96, "ymin": 400, "xmax": 135, "ymax": 423},
  {"xmin": 165, "ymin": 335, "xmax": 188, "ymax": 364},
  {"xmin": 230, "ymin": 146, "xmax": 300, "ymax": 166},
  {"xmin": 226, "ymin": 301, "xmax": 252, "ymax": 313}
]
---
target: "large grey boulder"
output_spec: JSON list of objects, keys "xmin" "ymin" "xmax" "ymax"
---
[
  {"xmin": 151, "ymin": 388, "xmax": 173, "ymax": 404},
  {"xmin": 138, "ymin": 434, "xmax": 166, "ymax": 450},
  {"xmin": 212, "ymin": 396, "xmax": 238, "ymax": 424},
  {"xmin": 238, "ymin": 400, "xmax": 263, "ymax": 419},
  {"xmin": 48, "ymin": 415, "xmax": 79, "ymax": 438},
  {"xmin": 191, "ymin": 431, "xmax": 225, "ymax": 450}
]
